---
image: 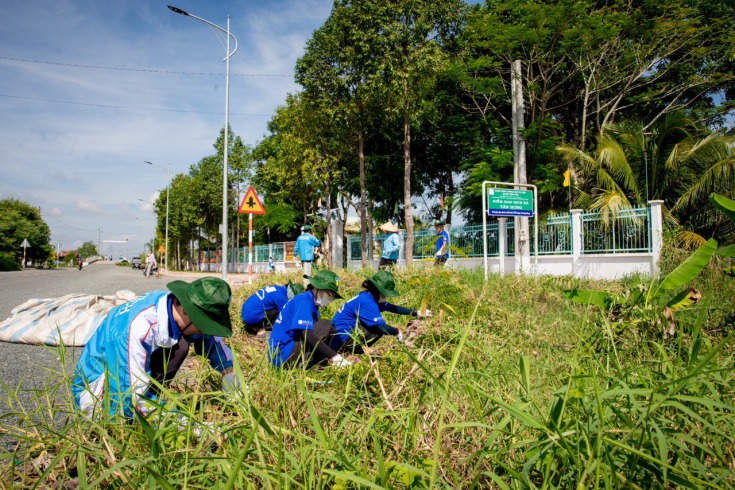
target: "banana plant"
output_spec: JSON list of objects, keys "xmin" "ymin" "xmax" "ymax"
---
[
  {"xmin": 565, "ymin": 238, "xmax": 717, "ymax": 338},
  {"xmin": 709, "ymin": 193, "xmax": 735, "ymax": 258}
]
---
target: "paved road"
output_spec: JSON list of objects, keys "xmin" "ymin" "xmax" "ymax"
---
[{"xmin": 0, "ymin": 261, "xmax": 251, "ymax": 451}]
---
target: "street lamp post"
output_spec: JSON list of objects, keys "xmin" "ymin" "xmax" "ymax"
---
[
  {"xmin": 168, "ymin": 5, "xmax": 238, "ymax": 281},
  {"xmin": 145, "ymin": 161, "xmax": 171, "ymax": 273}
]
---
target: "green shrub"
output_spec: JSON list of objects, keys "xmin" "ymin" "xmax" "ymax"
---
[{"xmin": 0, "ymin": 252, "xmax": 20, "ymax": 271}]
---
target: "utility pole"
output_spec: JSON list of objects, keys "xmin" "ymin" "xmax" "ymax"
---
[{"xmin": 511, "ymin": 60, "xmax": 530, "ymax": 273}]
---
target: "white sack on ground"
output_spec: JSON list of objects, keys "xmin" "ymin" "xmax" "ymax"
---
[{"xmin": 0, "ymin": 291, "xmax": 137, "ymax": 346}]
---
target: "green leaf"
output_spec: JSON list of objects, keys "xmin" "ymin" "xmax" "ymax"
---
[
  {"xmin": 657, "ymin": 238, "xmax": 717, "ymax": 292},
  {"xmin": 563, "ymin": 289, "xmax": 612, "ymax": 310},
  {"xmin": 715, "ymin": 244, "xmax": 735, "ymax": 258},
  {"xmin": 709, "ymin": 193, "xmax": 735, "ymax": 223},
  {"xmin": 519, "ymin": 355, "xmax": 530, "ymax": 396}
]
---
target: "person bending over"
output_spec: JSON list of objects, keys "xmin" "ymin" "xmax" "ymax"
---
[
  {"xmin": 72, "ymin": 277, "xmax": 240, "ymax": 418},
  {"xmin": 241, "ymin": 281, "xmax": 304, "ymax": 336},
  {"xmin": 329, "ymin": 270, "xmax": 431, "ymax": 354}
]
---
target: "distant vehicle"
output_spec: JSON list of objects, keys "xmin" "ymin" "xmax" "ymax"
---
[{"xmin": 131, "ymin": 257, "xmax": 143, "ymax": 269}]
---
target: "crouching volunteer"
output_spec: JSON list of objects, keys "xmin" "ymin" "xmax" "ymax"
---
[
  {"xmin": 329, "ymin": 270, "xmax": 431, "ymax": 354},
  {"xmin": 268, "ymin": 270, "xmax": 352, "ymax": 369},
  {"xmin": 241, "ymin": 281, "xmax": 304, "ymax": 336},
  {"xmin": 72, "ymin": 277, "xmax": 240, "ymax": 418}
]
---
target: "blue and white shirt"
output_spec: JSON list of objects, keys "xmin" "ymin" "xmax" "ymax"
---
[
  {"xmin": 436, "ymin": 229, "xmax": 450, "ymax": 259},
  {"xmin": 72, "ymin": 291, "xmax": 233, "ymax": 418},
  {"xmin": 382, "ymin": 233, "xmax": 401, "ymax": 260}
]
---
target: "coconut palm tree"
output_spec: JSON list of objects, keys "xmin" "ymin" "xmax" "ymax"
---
[{"xmin": 558, "ymin": 111, "xmax": 735, "ymax": 243}]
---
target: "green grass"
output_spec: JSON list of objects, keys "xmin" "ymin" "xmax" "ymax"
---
[{"xmin": 1, "ymin": 261, "xmax": 734, "ymax": 488}]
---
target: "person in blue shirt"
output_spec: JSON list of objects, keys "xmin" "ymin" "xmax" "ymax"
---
[
  {"xmin": 268, "ymin": 270, "xmax": 353, "ymax": 369},
  {"xmin": 241, "ymin": 281, "xmax": 304, "ymax": 336},
  {"xmin": 72, "ymin": 277, "xmax": 240, "ymax": 418},
  {"xmin": 293, "ymin": 225, "xmax": 321, "ymax": 285},
  {"xmin": 329, "ymin": 270, "xmax": 431, "ymax": 354},
  {"xmin": 378, "ymin": 222, "xmax": 401, "ymax": 269},
  {"xmin": 434, "ymin": 221, "xmax": 450, "ymax": 267}
]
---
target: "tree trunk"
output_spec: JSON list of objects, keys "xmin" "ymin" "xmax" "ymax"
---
[
  {"xmin": 359, "ymin": 130, "xmax": 368, "ymax": 268},
  {"xmin": 403, "ymin": 78, "xmax": 414, "ymax": 264},
  {"xmin": 325, "ymin": 177, "xmax": 332, "ymax": 269},
  {"xmin": 446, "ymin": 173, "xmax": 454, "ymax": 225}
]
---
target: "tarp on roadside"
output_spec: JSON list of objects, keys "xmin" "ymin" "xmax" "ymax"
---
[{"xmin": 0, "ymin": 291, "xmax": 137, "ymax": 346}]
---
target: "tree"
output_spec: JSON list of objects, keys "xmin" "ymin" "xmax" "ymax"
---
[
  {"xmin": 77, "ymin": 241, "xmax": 98, "ymax": 258},
  {"xmin": 296, "ymin": 0, "xmax": 391, "ymax": 267},
  {"xmin": 455, "ymin": 0, "xmax": 734, "ymax": 217},
  {"xmin": 378, "ymin": 0, "xmax": 466, "ymax": 262},
  {"xmin": 0, "ymin": 198, "xmax": 52, "ymax": 265}
]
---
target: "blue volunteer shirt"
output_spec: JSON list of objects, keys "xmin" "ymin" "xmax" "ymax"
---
[
  {"xmin": 294, "ymin": 233, "xmax": 321, "ymax": 261},
  {"xmin": 241, "ymin": 285, "xmax": 289, "ymax": 325},
  {"xmin": 268, "ymin": 291, "xmax": 319, "ymax": 367},
  {"xmin": 436, "ymin": 229, "xmax": 450, "ymax": 259},
  {"xmin": 330, "ymin": 291, "xmax": 409, "ymax": 349}
]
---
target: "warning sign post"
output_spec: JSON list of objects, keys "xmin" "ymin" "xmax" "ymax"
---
[
  {"xmin": 238, "ymin": 187, "xmax": 266, "ymax": 215},
  {"xmin": 238, "ymin": 186, "xmax": 266, "ymax": 284}
]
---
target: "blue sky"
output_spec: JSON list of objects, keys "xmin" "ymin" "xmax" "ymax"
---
[{"xmin": 0, "ymin": 0, "xmax": 334, "ymax": 257}]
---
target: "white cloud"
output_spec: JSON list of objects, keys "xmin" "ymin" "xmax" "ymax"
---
[{"xmin": 74, "ymin": 199, "xmax": 103, "ymax": 214}]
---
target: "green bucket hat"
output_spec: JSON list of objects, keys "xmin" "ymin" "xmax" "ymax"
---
[
  {"xmin": 286, "ymin": 280, "xmax": 305, "ymax": 299},
  {"xmin": 167, "ymin": 277, "xmax": 233, "ymax": 337},
  {"xmin": 302, "ymin": 225, "xmax": 312, "ymax": 231},
  {"xmin": 433, "ymin": 220, "xmax": 445, "ymax": 227},
  {"xmin": 304, "ymin": 270, "xmax": 343, "ymax": 299},
  {"xmin": 368, "ymin": 270, "xmax": 400, "ymax": 298}
]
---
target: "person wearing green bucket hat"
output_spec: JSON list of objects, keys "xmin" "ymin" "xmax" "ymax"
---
[
  {"xmin": 328, "ymin": 270, "xmax": 432, "ymax": 354},
  {"xmin": 268, "ymin": 270, "xmax": 353, "ymax": 369},
  {"xmin": 72, "ymin": 277, "xmax": 241, "ymax": 418},
  {"xmin": 241, "ymin": 281, "xmax": 304, "ymax": 336}
]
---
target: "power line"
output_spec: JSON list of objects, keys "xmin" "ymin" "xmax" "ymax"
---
[
  {"xmin": 0, "ymin": 55, "xmax": 291, "ymax": 78},
  {"xmin": 41, "ymin": 211, "xmax": 98, "ymax": 232},
  {"xmin": 0, "ymin": 93, "xmax": 272, "ymax": 117}
]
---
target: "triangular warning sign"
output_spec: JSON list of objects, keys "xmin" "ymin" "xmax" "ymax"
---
[{"xmin": 238, "ymin": 186, "xmax": 266, "ymax": 215}]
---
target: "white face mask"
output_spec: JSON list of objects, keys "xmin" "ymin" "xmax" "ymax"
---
[{"xmin": 315, "ymin": 291, "xmax": 335, "ymax": 308}]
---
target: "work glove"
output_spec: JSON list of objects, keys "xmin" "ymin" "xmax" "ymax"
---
[
  {"xmin": 416, "ymin": 309, "xmax": 432, "ymax": 318},
  {"xmin": 221, "ymin": 372, "xmax": 242, "ymax": 394},
  {"xmin": 330, "ymin": 354, "xmax": 353, "ymax": 368},
  {"xmin": 397, "ymin": 331, "xmax": 405, "ymax": 344}
]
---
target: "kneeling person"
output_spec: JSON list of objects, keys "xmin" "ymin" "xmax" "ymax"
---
[
  {"xmin": 268, "ymin": 270, "xmax": 351, "ymax": 369},
  {"xmin": 72, "ymin": 277, "xmax": 239, "ymax": 418}
]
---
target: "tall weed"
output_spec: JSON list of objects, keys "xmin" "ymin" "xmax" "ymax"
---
[{"xmin": 1, "ymin": 267, "xmax": 733, "ymax": 488}]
